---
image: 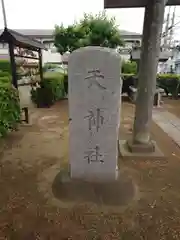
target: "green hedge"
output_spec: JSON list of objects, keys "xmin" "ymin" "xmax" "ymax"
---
[
  {"xmin": 0, "ymin": 83, "xmax": 21, "ymax": 137},
  {"xmin": 0, "ymin": 60, "xmax": 11, "ymax": 73},
  {"xmin": 121, "ymin": 74, "xmax": 138, "ymax": 94},
  {"xmin": 31, "ymin": 72, "xmax": 65, "ymax": 107},
  {"xmin": 63, "ymin": 73, "xmax": 68, "ymax": 95},
  {"xmin": 0, "ymin": 71, "xmax": 11, "ymax": 85},
  {"xmin": 0, "ymin": 71, "xmax": 11, "ymax": 77},
  {"xmin": 157, "ymin": 74, "xmax": 180, "ymax": 98},
  {"xmin": 0, "ymin": 76, "xmax": 11, "ymax": 85},
  {"xmin": 121, "ymin": 73, "xmax": 180, "ymax": 98},
  {"xmin": 122, "ymin": 61, "xmax": 137, "ymax": 74}
]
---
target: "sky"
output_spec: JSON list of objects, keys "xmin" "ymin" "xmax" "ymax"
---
[{"xmin": 1, "ymin": 0, "xmax": 180, "ymax": 39}]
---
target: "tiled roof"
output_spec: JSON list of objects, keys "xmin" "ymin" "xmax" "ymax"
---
[
  {"xmin": 0, "ymin": 29, "xmax": 141, "ymax": 37},
  {"xmin": 0, "ymin": 28, "xmax": 46, "ymax": 50}
]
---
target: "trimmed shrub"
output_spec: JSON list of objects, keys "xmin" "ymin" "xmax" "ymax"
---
[
  {"xmin": 121, "ymin": 73, "xmax": 180, "ymax": 99},
  {"xmin": 157, "ymin": 74, "xmax": 180, "ymax": 98},
  {"xmin": 0, "ymin": 76, "xmax": 11, "ymax": 85},
  {"xmin": 31, "ymin": 72, "xmax": 65, "ymax": 107},
  {"xmin": 63, "ymin": 73, "xmax": 68, "ymax": 95},
  {"xmin": 121, "ymin": 74, "xmax": 138, "ymax": 94},
  {"xmin": 31, "ymin": 87, "xmax": 54, "ymax": 108},
  {"xmin": 122, "ymin": 61, "xmax": 137, "ymax": 74},
  {"xmin": 0, "ymin": 71, "xmax": 11, "ymax": 78},
  {"xmin": 0, "ymin": 71, "xmax": 11, "ymax": 85},
  {"xmin": 0, "ymin": 84, "xmax": 21, "ymax": 137},
  {"xmin": 0, "ymin": 60, "xmax": 11, "ymax": 73}
]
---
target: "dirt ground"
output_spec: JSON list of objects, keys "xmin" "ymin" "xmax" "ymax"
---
[{"xmin": 1, "ymin": 98, "xmax": 180, "ymax": 239}]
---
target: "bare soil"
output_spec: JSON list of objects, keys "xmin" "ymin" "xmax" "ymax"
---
[{"xmin": 1, "ymin": 99, "xmax": 180, "ymax": 239}]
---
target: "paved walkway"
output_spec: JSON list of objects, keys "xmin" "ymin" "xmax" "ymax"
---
[{"xmin": 153, "ymin": 109, "xmax": 180, "ymax": 147}]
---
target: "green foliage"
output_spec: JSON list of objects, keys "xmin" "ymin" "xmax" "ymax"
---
[
  {"xmin": 0, "ymin": 71, "xmax": 11, "ymax": 78},
  {"xmin": 63, "ymin": 73, "xmax": 68, "ymax": 95},
  {"xmin": 157, "ymin": 74, "xmax": 180, "ymax": 98},
  {"xmin": 54, "ymin": 24, "xmax": 83, "ymax": 55},
  {"xmin": 122, "ymin": 61, "xmax": 137, "ymax": 74},
  {"xmin": 121, "ymin": 73, "xmax": 135, "ymax": 78},
  {"xmin": 43, "ymin": 72, "xmax": 65, "ymax": 101},
  {"xmin": 31, "ymin": 72, "xmax": 65, "ymax": 107},
  {"xmin": 0, "ymin": 62, "xmax": 19, "ymax": 137},
  {"xmin": 0, "ymin": 84, "xmax": 21, "ymax": 137},
  {"xmin": 0, "ymin": 71, "xmax": 11, "ymax": 85},
  {"xmin": 121, "ymin": 73, "xmax": 180, "ymax": 99},
  {"xmin": 121, "ymin": 74, "xmax": 138, "ymax": 94},
  {"xmin": 0, "ymin": 76, "xmax": 11, "ymax": 85},
  {"xmin": 54, "ymin": 11, "xmax": 123, "ymax": 53},
  {"xmin": 0, "ymin": 60, "xmax": 11, "ymax": 73},
  {"xmin": 79, "ymin": 12, "xmax": 124, "ymax": 48}
]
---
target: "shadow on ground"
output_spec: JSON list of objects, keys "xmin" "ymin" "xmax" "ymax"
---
[{"xmin": 52, "ymin": 165, "xmax": 136, "ymax": 206}]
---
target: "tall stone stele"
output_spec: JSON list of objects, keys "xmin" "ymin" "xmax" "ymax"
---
[{"xmin": 68, "ymin": 46, "xmax": 122, "ymax": 181}]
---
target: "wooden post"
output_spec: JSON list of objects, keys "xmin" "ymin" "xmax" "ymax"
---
[
  {"xmin": 8, "ymin": 42, "xmax": 17, "ymax": 88},
  {"xmin": 129, "ymin": 0, "xmax": 167, "ymax": 152},
  {"xmin": 38, "ymin": 49, "xmax": 43, "ymax": 82}
]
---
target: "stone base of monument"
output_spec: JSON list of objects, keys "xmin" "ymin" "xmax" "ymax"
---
[
  {"xmin": 127, "ymin": 139, "xmax": 155, "ymax": 153},
  {"xmin": 52, "ymin": 167, "xmax": 137, "ymax": 206},
  {"xmin": 119, "ymin": 140, "xmax": 165, "ymax": 159},
  {"xmin": 70, "ymin": 167, "xmax": 119, "ymax": 182}
]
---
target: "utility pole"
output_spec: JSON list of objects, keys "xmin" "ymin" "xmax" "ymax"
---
[
  {"xmin": 1, "ymin": 0, "xmax": 17, "ymax": 88},
  {"xmin": 169, "ymin": 6, "xmax": 176, "ymax": 47},
  {"xmin": 163, "ymin": 6, "xmax": 171, "ymax": 49},
  {"xmin": 1, "ymin": 0, "xmax": 7, "ymax": 28}
]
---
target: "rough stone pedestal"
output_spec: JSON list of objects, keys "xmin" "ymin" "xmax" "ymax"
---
[
  {"xmin": 127, "ymin": 139, "xmax": 155, "ymax": 153},
  {"xmin": 119, "ymin": 140, "xmax": 165, "ymax": 159}
]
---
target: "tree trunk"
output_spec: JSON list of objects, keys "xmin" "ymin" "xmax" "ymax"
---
[{"xmin": 133, "ymin": 0, "xmax": 167, "ymax": 145}]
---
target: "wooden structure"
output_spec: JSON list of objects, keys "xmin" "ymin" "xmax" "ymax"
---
[
  {"xmin": 105, "ymin": 0, "xmax": 180, "ymax": 155},
  {"xmin": 104, "ymin": 0, "xmax": 180, "ymax": 8},
  {"xmin": 0, "ymin": 28, "xmax": 46, "ymax": 88}
]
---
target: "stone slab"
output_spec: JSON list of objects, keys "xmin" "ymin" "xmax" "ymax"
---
[
  {"xmin": 68, "ymin": 46, "xmax": 122, "ymax": 181},
  {"xmin": 153, "ymin": 110, "xmax": 180, "ymax": 146},
  {"xmin": 119, "ymin": 140, "xmax": 165, "ymax": 160},
  {"xmin": 127, "ymin": 139, "xmax": 155, "ymax": 153}
]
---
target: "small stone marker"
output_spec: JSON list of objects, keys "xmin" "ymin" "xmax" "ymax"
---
[
  {"xmin": 68, "ymin": 46, "xmax": 122, "ymax": 181},
  {"xmin": 153, "ymin": 88, "xmax": 164, "ymax": 107}
]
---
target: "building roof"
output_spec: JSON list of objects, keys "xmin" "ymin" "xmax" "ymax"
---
[
  {"xmin": 0, "ymin": 28, "xmax": 46, "ymax": 51},
  {"xmin": 120, "ymin": 30, "xmax": 141, "ymax": 36},
  {"xmin": 0, "ymin": 29, "xmax": 141, "ymax": 38},
  {"xmin": 0, "ymin": 29, "xmax": 54, "ymax": 37},
  {"xmin": 104, "ymin": 0, "xmax": 180, "ymax": 8}
]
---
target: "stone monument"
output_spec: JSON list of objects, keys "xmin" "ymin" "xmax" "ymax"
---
[{"xmin": 68, "ymin": 46, "xmax": 121, "ymax": 181}]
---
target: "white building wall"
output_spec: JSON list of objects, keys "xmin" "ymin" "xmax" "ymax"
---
[
  {"xmin": 42, "ymin": 49, "xmax": 62, "ymax": 64},
  {"xmin": 0, "ymin": 35, "xmax": 142, "ymax": 65}
]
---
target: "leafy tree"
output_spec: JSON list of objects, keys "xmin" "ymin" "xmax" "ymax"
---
[
  {"xmin": 54, "ymin": 24, "xmax": 70, "ymax": 55},
  {"xmin": 78, "ymin": 12, "xmax": 124, "ymax": 48},
  {"xmin": 54, "ymin": 24, "xmax": 85, "ymax": 55},
  {"xmin": 54, "ymin": 11, "xmax": 124, "ymax": 54}
]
